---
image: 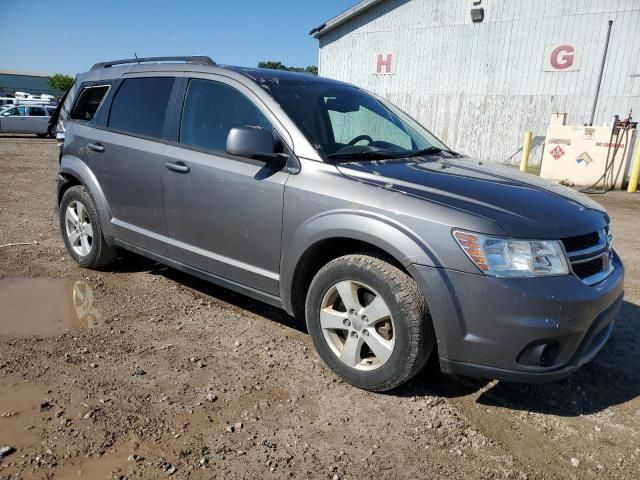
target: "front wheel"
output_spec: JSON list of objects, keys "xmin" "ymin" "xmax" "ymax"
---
[
  {"xmin": 48, "ymin": 124, "xmax": 56, "ymax": 138},
  {"xmin": 305, "ymin": 254, "xmax": 434, "ymax": 392}
]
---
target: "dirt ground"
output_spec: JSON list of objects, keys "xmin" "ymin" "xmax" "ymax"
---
[{"xmin": 0, "ymin": 135, "xmax": 638, "ymax": 480}]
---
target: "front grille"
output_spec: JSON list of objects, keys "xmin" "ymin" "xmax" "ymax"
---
[
  {"xmin": 561, "ymin": 231, "xmax": 600, "ymax": 253},
  {"xmin": 561, "ymin": 229, "xmax": 613, "ymax": 285},
  {"xmin": 572, "ymin": 257, "xmax": 604, "ymax": 279}
]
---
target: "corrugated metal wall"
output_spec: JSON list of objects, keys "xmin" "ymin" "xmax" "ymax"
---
[{"xmin": 317, "ymin": 0, "xmax": 640, "ymax": 165}]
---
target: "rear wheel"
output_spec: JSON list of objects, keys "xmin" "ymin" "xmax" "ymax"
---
[
  {"xmin": 305, "ymin": 254, "xmax": 434, "ymax": 391},
  {"xmin": 59, "ymin": 186, "xmax": 116, "ymax": 269},
  {"xmin": 47, "ymin": 124, "xmax": 56, "ymax": 138}
]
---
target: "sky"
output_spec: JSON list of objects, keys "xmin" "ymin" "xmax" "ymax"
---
[{"xmin": 1, "ymin": 0, "xmax": 356, "ymax": 75}]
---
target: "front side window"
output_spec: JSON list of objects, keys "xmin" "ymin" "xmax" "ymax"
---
[
  {"xmin": 179, "ymin": 79, "xmax": 271, "ymax": 153},
  {"xmin": 265, "ymin": 80, "xmax": 447, "ymax": 158},
  {"xmin": 108, "ymin": 77, "xmax": 174, "ymax": 138},
  {"xmin": 2, "ymin": 106, "xmax": 25, "ymax": 116},
  {"xmin": 29, "ymin": 106, "xmax": 47, "ymax": 117},
  {"xmin": 70, "ymin": 85, "xmax": 109, "ymax": 121}
]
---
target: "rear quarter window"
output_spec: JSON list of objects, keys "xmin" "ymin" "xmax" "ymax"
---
[
  {"xmin": 70, "ymin": 85, "xmax": 110, "ymax": 122},
  {"xmin": 107, "ymin": 77, "xmax": 174, "ymax": 138}
]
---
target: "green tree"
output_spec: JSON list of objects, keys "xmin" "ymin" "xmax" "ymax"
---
[
  {"xmin": 258, "ymin": 61, "xmax": 317, "ymax": 76},
  {"xmin": 48, "ymin": 73, "xmax": 75, "ymax": 92},
  {"xmin": 258, "ymin": 61, "xmax": 287, "ymax": 70},
  {"xmin": 304, "ymin": 65, "xmax": 318, "ymax": 76}
]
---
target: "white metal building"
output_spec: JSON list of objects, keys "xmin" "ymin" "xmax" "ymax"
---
[{"xmin": 311, "ymin": 0, "xmax": 640, "ymax": 165}]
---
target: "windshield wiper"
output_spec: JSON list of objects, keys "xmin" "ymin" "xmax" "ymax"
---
[
  {"xmin": 405, "ymin": 147, "xmax": 461, "ymax": 157},
  {"xmin": 325, "ymin": 150, "xmax": 404, "ymax": 161}
]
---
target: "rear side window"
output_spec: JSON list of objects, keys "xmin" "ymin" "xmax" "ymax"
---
[
  {"xmin": 70, "ymin": 85, "xmax": 109, "ymax": 121},
  {"xmin": 179, "ymin": 79, "xmax": 271, "ymax": 153},
  {"xmin": 108, "ymin": 77, "xmax": 174, "ymax": 138},
  {"xmin": 29, "ymin": 106, "xmax": 47, "ymax": 117}
]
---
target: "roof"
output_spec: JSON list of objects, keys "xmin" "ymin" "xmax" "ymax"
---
[
  {"xmin": 309, "ymin": 0, "xmax": 386, "ymax": 38},
  {"xmin": 223, "ymin": 66, "xmax": 348, "ymax": 85},
  {"xmin": 79, "ymin": 59, "xmax": 348, "ymax": 87}
]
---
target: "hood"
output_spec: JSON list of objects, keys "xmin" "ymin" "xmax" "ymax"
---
[{"xmin": 336, "ymin": 156, "xmax": 608, "ymax": 239}]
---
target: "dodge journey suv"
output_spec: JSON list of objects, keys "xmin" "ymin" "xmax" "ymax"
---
[{"xmin": 56, "ymin": 56, "xmax": 624, "ymax": 391}]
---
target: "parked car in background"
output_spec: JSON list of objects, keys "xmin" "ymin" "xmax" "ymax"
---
[
  {"xmin": 0, "ymin": 104, "xmax": 56, "ymax": 137},
  {"xmin": 56, "ymin": 56, "xmax": 623, "ymax": 391}
]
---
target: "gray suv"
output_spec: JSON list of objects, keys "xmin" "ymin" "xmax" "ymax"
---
[{"xmin": 56, "ymin": 56, "xmax": 624, "ymax": 391}]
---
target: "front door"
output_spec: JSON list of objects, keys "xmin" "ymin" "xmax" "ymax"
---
[
  {"xmin": 0, "ymin": 106, "xmax": 28, "ymax": 132},
  {"xmin": 162, "ymin": 78, "xmax": 288, "ymax": 295}
]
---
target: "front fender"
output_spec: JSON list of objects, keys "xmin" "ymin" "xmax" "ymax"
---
[
  {"xmin": 279, "ymin": 210, "xmax": 441, "ymax": 315},
  {"xmin": 59, "ymin": 154, "xmax": 114, "ymax": 238}
]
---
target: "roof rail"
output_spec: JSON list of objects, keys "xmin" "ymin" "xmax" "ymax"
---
[{"xmin": 90, "ymin": 56, "xmax": 216, "ymax": 70}]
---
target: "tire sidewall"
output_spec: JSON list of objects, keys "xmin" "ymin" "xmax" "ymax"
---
[
  {"xmin": 306, "ymin": 259, "xmax": 424, "ymax": 390},
  {"xmin": 59, "ymin": 186, "xmax": 102, "ymax": 268}
]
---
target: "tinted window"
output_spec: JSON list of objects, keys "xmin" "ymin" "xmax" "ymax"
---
[
  {"xmin": 108, "ymin": 77, "xmax": 174, "ymax": 138},
  {"xmin": 179, "ymin": 79, "xmax": 271, "ymax": 152},
  {"xmin": 71, "ymin": 85, "xmax": 109, "ymax": 121},
  {"xmin": 29, "ymin": 106, "xmax": 47, "ymax": 117}
]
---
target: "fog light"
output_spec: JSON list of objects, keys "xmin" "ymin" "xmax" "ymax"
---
[{"xmin": 518, "ymin": 341, "xmax": 559, "ymax": 367}]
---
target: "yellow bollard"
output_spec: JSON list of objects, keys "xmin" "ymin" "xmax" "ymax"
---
[
  {"xmin": 520, "ymin": 131, "xmax": 532, "ymax": 173},
  {"xmin": 627, "ymin": 144, "xmax": 640, "ymax": 192}
]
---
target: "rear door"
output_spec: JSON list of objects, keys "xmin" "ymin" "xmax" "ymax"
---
[
  {"xmin": 0, "ymin": 106, "xmax": 28, "ymax": 132},
  {"xmin": 27, "ymin": 106, "xmax": 49, "ymax": 133},
  {"xmin": 161, "ymin": 76, "xmax": 289, "ymax": 295},
  {"xmin": 78, "ymin": 74, "xmax": 179, "ymax": 255}
]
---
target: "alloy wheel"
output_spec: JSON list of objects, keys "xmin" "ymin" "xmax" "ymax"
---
[
  {"xmin": 319, "ymin": 280, "xmax": 395, "ymax": 371},
  {"xmin": 65, "ymin": 200, "xmax": 93, "ymax": 257}
]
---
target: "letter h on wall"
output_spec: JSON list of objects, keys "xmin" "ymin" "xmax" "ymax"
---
[{"xmin": 375, "ymin": 53, "xmax": 393, "ymax": 74}]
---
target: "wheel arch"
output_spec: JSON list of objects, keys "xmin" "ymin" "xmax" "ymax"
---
[
  {"xmin": 280, "ymin": 212, "xmax": 439, "ymax": 319},
  {"xmin": 58, "ymin": 155, "xmax": 114, "ymax": 238}
]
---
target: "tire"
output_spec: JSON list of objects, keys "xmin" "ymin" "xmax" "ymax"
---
[
  {"xmin": 305, "ymin": 254, "xmax": 434, "ymax": 392},
  {"xmin": 47, "ymin": 124, "xmax": 56, "ymax": 138},
  {"xmin": 59, "ymin": 185, "xmax": 116, "ymax": 269}
]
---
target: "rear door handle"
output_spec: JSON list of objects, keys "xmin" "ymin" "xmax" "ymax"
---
[
  {"xmin": 164, "ymin": 161, "xmax": 190, "ymax": 173},
  {"xmin": 88, "ymin": 142, "xmax": 105, "ymax": 152}
]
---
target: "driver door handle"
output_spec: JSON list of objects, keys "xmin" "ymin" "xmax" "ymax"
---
[
  {"xmin": 165, "ymin": 161, "xmax": 190, "ymax": 174},
  {"xmin": 88, "ymin": 142, "xmax": 105, "ymax": 152}
]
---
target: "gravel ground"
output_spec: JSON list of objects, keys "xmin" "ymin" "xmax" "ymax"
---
[{"xmin": 0, "ymin": 134, "xmax": 639, "ymax": 479}]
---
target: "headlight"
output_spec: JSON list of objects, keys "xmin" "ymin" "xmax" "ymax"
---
[{"xmin": 452, "ymin": 230, "xmax": 569, "ymax": 277}]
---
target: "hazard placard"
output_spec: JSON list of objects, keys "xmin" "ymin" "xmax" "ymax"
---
[{"xmin": 550, "ymin": 145, "xmax": 565, "ymax": 160}]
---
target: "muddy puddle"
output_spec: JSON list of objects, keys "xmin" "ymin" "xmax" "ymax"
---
[
  {"xmin": 0, "ymin": 382, "xmax": 48, "ymax": 465},
  {"xmin": 0, "ymin": 278, "xmax": 101, "ymax": 337},
  {"xmin": 0, "ymin": 381, "xmax": 130, "ymax": 479}
]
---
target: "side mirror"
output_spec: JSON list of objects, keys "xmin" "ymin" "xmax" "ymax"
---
[{"xmin": 226, "ymin": 126, "xmax": 278, "ymax": 161}]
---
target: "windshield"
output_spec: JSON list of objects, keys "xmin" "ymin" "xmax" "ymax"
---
[{"xmin": 264, "ymin": 80, "xmax": 449, "ymax": 160}]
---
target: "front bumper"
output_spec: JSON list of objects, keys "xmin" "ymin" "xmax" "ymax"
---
[{"xmin": 410, "ymin": 252, "xmax": 624, "ymax": 383}]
